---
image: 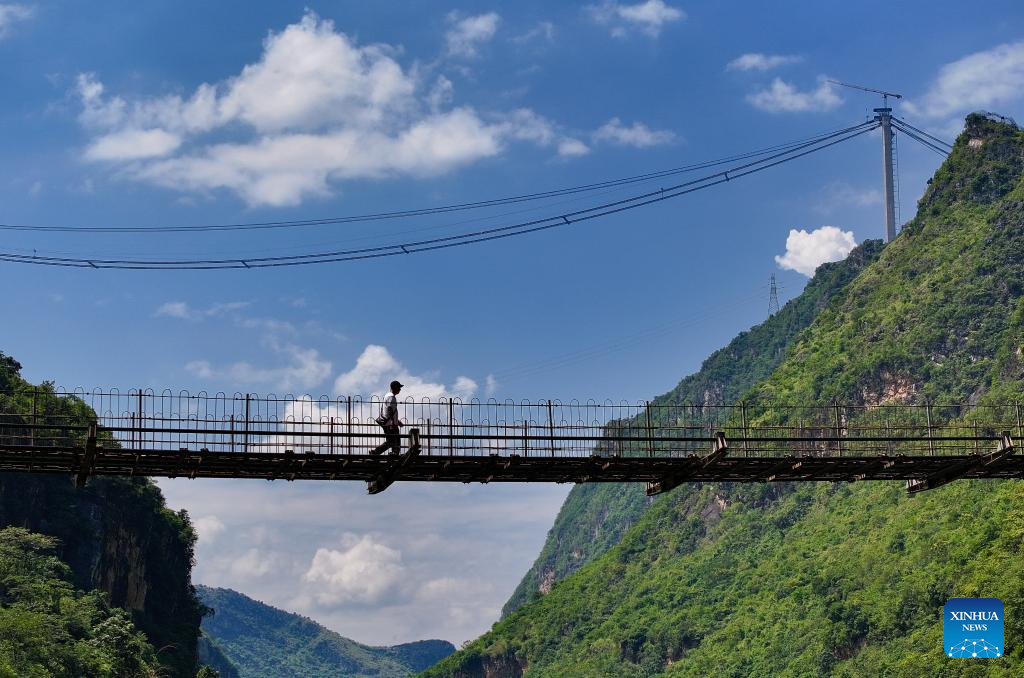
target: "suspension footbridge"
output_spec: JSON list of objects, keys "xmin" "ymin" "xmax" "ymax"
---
[{"xmin": 0, "ymin": 389, "xmax": 1018, "ymax": 495}]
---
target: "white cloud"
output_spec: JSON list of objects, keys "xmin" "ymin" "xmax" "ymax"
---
[
  {"xmin": 445, "ymin": 12, "xmax": 500, "ymax": 58},
  {"xmin": 74, "ymin": 12, "xmax": 570, "ymax": 206},
  {"xmin": 85, "ymin": 128, "xmax": 182, "ymax": 161},
  {"xmin": 774, "ymin": 225, "xmax": 857, "ymax": 276},
  {"xmin": 904, "ymin": 41, "xmax": 1024, "ymax": 119},
  {"xmin": 155, "ymin": 301, "xmax": 192, "ymax": 319},
  {"xmin": 193, "ymin": 515, "xmax": 226, "ymax": 545},
  {"xmin": 813, "ymin": 182, "xmax": 882, "ymax": 214},
  {"xmin": 593, "ymin": 117, "xmax": 676, "ymax": 147},
  {"xmin": 484, "ymin": 375, "xmax": 498, "ymax": 397},
  {"xmin": 230, "ymin": 548, "xmax": 276, "ymax": 579},
  {"xmin": 588, "ymin": 0, "xmax": 684, "ymax": 38},
  {"xmin": 0, "ymin": 4, "xmax": 32, "ymax": 40},
  {"xmin": 155, "ymin": 300, "xmax": 250, "ymax": 320},
  {"xmin": 726, "ymin": 53, "xmax": 802, "ymax": 72},
  {"xmin": 333, "ymin": 344, "xmax": 478, "ymax": 400},
  {"xmin": 747, "ymin": 77, "xmax": 842, "ymax": 113},
  {"xmin": 185, "ymin": 342, "xmax": 332, "ymax": 393},
  {"xmin": 512, "ymin": 21, "xmax": 555, "ymax": 45},
  {"xmin": 557, "ymin": 138, "xmax": 590, "ymax": 157},
  {"xmin": 304, "ymin": 534, "xmax": 406, "ymax": 606}
]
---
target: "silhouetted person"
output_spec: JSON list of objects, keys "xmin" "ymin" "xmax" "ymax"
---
[{"xmin": 372, "ymin": 380, "xmax": 403, "ymax": 455}]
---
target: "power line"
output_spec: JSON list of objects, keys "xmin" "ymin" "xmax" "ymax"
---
[
  {"xmin": 0, "ymin": 122, "xmax": 879, "ymax": 269},
  {"xmin": 0, "ymin": 123, "xmax": 879, "ymax": 235}
]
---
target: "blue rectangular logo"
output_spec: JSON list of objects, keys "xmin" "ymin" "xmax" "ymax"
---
[{"xmin": 944, "ymin": 598, "xmax": 1004, "ymax": 658}]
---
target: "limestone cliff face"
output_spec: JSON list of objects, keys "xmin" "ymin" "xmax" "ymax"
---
[{"xmin": 0, "ymin": 472, "xmax": 203, "ymax": 678}]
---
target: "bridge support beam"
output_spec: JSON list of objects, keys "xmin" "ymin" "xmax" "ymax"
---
[
  {"xmin": 647, "ymin": 432, "xmax": 728, "ymax": 496},
  {"xmin": 906, "ymin": 432, "xmax": 1014, "ymax": 494},
  {"xmin": 368, "ymin": 428, "xmax": 421, "ymax": 495},
  {"xmin": 75, "ymin": 423, "xmax": 98, "ymax": 488}
]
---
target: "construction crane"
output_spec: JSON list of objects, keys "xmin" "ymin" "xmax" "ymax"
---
[{"xmin": 827, "ymin": 80, "xmax": 903, "ymax": 243}]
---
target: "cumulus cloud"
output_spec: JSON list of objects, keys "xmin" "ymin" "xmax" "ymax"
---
[
  {"xmin": 774, "ymin": 226, "xmax": 857, "ymax": 276},
  {"xmin": 512, "ymin": 21, "xmax": 555, "ymax": 45},
  {"xmin": 155, "ymin": 300, "xmax": 250, "ymax": 320},
  {"xmin": 747, "ymin": 77, "xmax": 842, "ymax": 113},
  {"xmin": 593, "ymin": 117, "xmax": 676, "ymax": 147},
  {"xmin": 904, "ymin": 41, "xmax": 1024, "ymax": 119},
  {"xmin": 557, "ymin": 138, "xmax": 590, "ymax": 157},
  {"xmin": 304, "ymin": 534, "xmax": 406, "ymax": 606},
  {"xmin": 813, "ymin": 182, "xmax": 881, "ymax": 215},
  {"xmin": 588, "ymin": 0, "xmax": 684, "ymax": 38},
  {"xmin": 445, "ymin": 12, "xmax": 500, "ymax": 58},
  {"xmin": 74, "ymin": 12, "xmax": 579, "ymax": 206},
  {"xmin": 333, "ymin": 345, "xmax": 478, "ymax": 400},
  {"xmin": 85, "ymin": 128, "xmax": 182, "ymax": 161},
  {"xmin": 0, "ymin": 3, "xmax": 32, "ymax": 39},
  {"xmin": 726, "ymin": 53, "xmax": 802, "ymax": 72},
  {"xmin": 193, "ymin": 515, "xmax": 226, "ymax": 545},
  {"xmin": 186, "ymin": 342, "xmax": 332, "ymax": 393}
]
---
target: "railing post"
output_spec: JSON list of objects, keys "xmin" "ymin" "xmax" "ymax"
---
[
  {"xmin": 329, "ymin": 417, "xmax": 334, "ymax": 455},
  {"xmin": 833, "ymin": 401, "xmax": 843, "ymax": 457},
  {"xmin": 31, "ymin": 389, "xmax": 37, "ymax": 448},
  {"xmin": 346, "ymin": 396, "xmax": 353, "ymax": 455},
  {"xmin": 645, "ymin": 401, "xmax": 654, "ymax": 458},
  {"xmin": 523, "ymin": 421, "xmax": 529, "ymax": 457},
  {"xmin": 926, "ymin": 402, "xmax": 935, "ymax": 456},
  {"xmin": 1016, "ymin": 402, "xmax": 1022, "ymax": 448},
  {"xmin": 449, "ymin": 399, "xmax": 455, "ymax": 456},
  {"xmin": 547, "ymin": 400, "xmax": 555, "ymax": 457},
  {"xmin": 229, "ymin": 414, "xmax": 235, "ymax": 453},
  {"xmin": 426, "ymin": 419, "xmax": 432, "ymax": 456},
  {"xmin": 740, "ymin": 401, "xmax": 749, "ymax": 458},
  {"xmin": 137, "ymin": 388, "xmax": 144, "ymax": 449},
  {"xmin": 244, "ymin": 393, "xmax": 250, "ymax": 454}
]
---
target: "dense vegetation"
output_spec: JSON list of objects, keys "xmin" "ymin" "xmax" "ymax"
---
[
  {"xmin": 0, "ymin": 352, "xmax": 207, "ymax": 677},
  {"xmin": 502, "ymin": 239, "xmax": 885, "ymax": 616},
  {"xmin": 426, "ymin": 114, "xmax": 1024, "ymax": 676},
  {"xmin": 199, "ymin": 586, "xmax": 455, "ymax": 677},
  {"xmin": 0, "ymin": 527, "xmax": 161, "ymax": 677}
]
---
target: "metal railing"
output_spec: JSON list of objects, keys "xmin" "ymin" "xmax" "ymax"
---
[{"xmin": 0, "ymin": 388, "xmax": 1020, "ymax": 459}]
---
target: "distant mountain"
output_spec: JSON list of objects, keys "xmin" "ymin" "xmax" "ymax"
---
[
  {"xmin": 426, "ymin": 113, "xmax": 1024, "ymax": 675},
  {"xmin": 198, "ymin": 585, "xmax": 455, "ymax": 677}
]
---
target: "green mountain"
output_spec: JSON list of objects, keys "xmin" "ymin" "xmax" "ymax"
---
[
  {"xmin": 0, "ymin": 353, "xmax": 206, "ymax": 677},
  {"xmin": 198, "ymin": 585, "xmax": 455, "ymax": 677},
  {"xmin": 502, "ymin": 238, "xmax": 884, "ymax": 617},
  {"xmin": 424, "ymin": 113, "xmax": 1024, "ymax": 676}
]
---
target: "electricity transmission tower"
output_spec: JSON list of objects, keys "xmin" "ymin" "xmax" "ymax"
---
[
  {"xmin": 768, "ymin": 274, "xmax": 780, "ymax": 316},
  {"xmin": 827, "ymin": 80, "xmax": 903, "ymax": 243}
]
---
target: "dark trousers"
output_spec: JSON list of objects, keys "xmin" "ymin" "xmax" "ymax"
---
[{"xmin": 372, "ymin": 425, "xmax": 401, "ymax": 455}]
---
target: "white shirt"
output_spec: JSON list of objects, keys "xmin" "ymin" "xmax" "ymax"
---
[{"xmin": 382, "ymin": 393, "xmax": 401, "ymax": 427}]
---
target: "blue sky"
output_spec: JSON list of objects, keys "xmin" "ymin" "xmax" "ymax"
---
[{"xmin": 2, "ymin": 0, "xmax": 1023, "ymax": 645}]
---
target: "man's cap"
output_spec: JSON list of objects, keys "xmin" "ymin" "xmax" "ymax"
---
[{"xmin": 390, "ymin": 380, "xmax": 404, "ymax": 389}]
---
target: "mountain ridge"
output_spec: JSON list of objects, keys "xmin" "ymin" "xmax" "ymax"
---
[
  {"xmin": 199, "ymin": 585, "xmax": 455, "ymax": 677},
  {"xmin": 425, "ymin": 112, "xmax": 1024, "ymax": 676}
]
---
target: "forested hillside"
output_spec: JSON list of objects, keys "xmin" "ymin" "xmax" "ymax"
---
[
  {"xmin": 502, "ymin": 239, "xmax": 885, "ymax": 616},
  {"xmin": 426, "ymin": 113, "xmax": 1024, "ymax": 676},
  {"xmin": 200, "ymin": 586, "xmax": 455, "ymax": 677},
  {"xmin": 0, "ymin": 352, "xmax": 206, "ymax": 677}
]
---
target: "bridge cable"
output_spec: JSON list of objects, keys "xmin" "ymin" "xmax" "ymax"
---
[
  {"xmin": 0, "ymin": 122, "xmax": 879, "ymax": 234},
  {"xmin": 0, "ymin": 123, "xmax": 879, "ymax": 269}
]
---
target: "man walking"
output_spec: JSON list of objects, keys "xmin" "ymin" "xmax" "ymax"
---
[{"xmin": 372, "ymin": 380, "xmax": 403, "ymax": 455}]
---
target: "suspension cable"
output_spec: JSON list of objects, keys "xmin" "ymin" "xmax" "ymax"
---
[
  {"xmin": 0, "ymin": 122, "xmax": 878, "ymax": 235},
  {"xmin": 0, "ymin": 122, "xmax": 879, "ymax": 269}
]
